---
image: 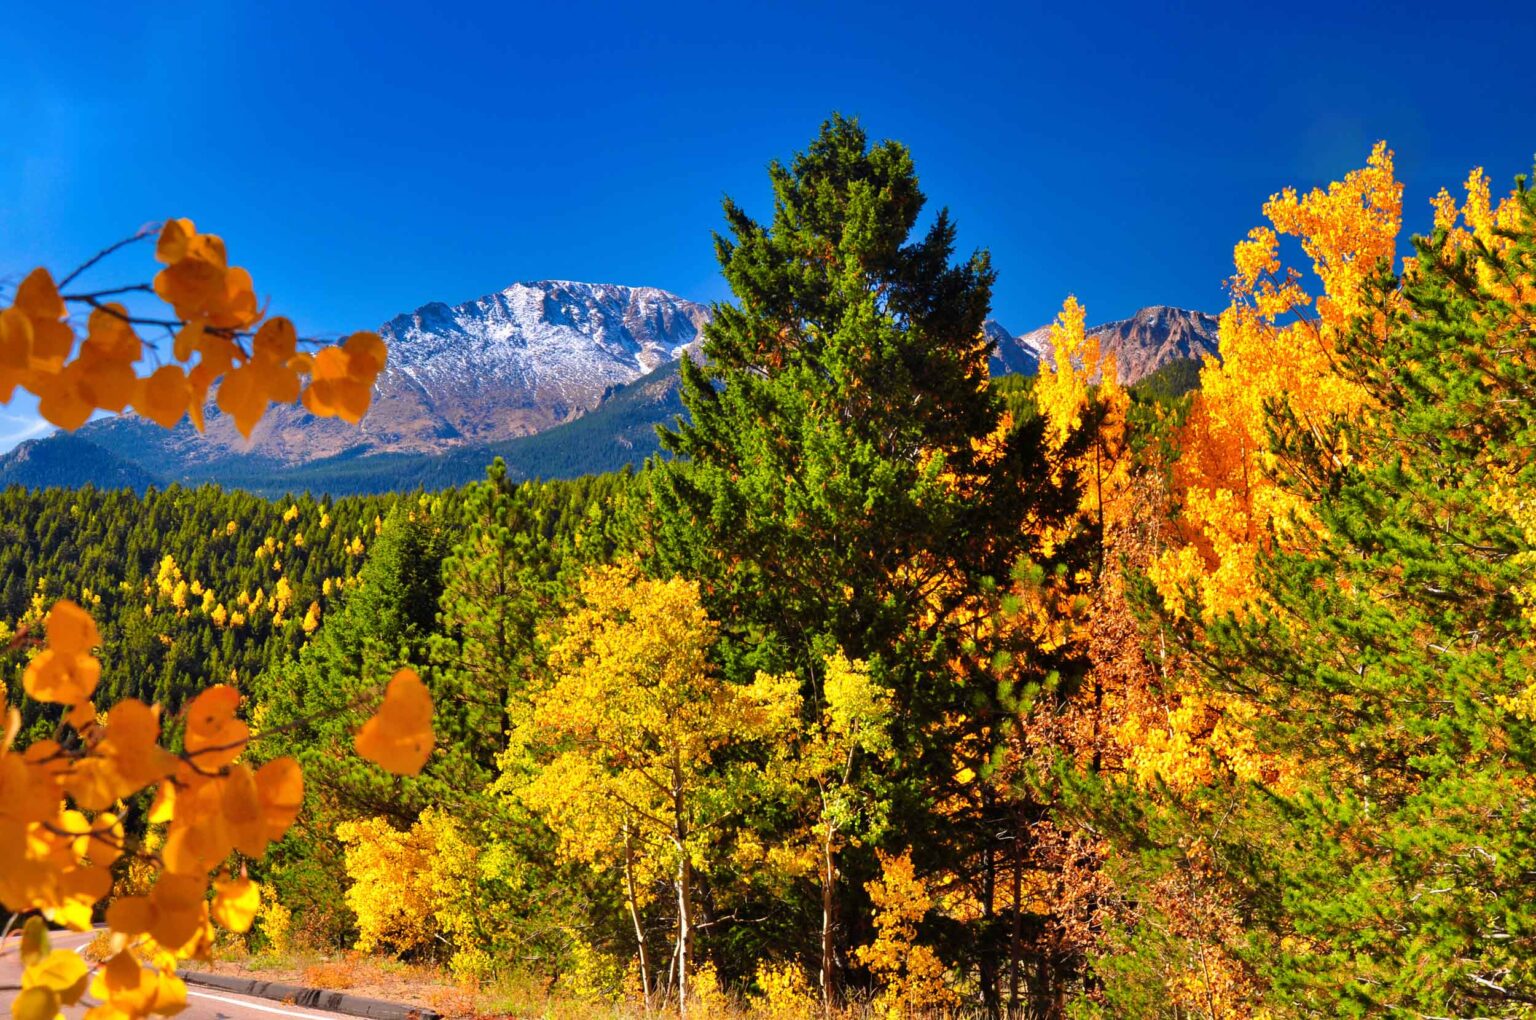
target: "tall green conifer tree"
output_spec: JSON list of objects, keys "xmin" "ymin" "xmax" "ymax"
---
[{"xmin": 645, "ymin": 115, "xmax": 1085, "ymax": 1005}]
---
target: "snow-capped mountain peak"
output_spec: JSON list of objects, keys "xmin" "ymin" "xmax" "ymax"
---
[{"xmin": 381, "ymin": 280, "xmax": 708, "ymax": 386}]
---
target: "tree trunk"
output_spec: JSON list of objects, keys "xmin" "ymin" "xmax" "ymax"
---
[
  {"xmin": 980, "ymin": 794, "xmax": 1001, "ymax": 1019},
  {"xmin": 1009, "ymin": 811, "xmax": 1023, "ymax": 1018},
  {"xmin": 623, "ymin": 823, "xmax": 653, "ymax": 1010},
  {"xmin": 676, "ymin": 854, "xmax": 693, "ymax": 1019},
  {"xmin": 820, "ymin": 818, "xmax": 838, "ymax": 1016},
  {"xmin": 673, "ymin": 757, "xmax": 693, "ymax": 1020}
]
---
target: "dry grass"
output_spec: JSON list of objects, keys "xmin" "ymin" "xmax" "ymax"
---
[{"xmin": 300, "ymin": 957, "xmax": 362, "ymax": 989}]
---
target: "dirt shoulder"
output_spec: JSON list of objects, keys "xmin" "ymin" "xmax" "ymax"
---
[{"xmin": 183, "ymin": 953, "xmax": 478, "ymax": 1018}]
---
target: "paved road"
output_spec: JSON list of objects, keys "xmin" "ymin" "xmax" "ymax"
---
[{"xmin": 0, "ymin": 929, "xmax": 348, "ymax": 1020}]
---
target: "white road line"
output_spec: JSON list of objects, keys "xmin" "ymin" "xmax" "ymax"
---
[
  {"xmin": 60, "ymin": 944, "xmax": 344, "ymax": 1020},
  {"xmin": 184, "ymin": 989, "xmax": 341, "ymax": 1020},
  {"xmin": 54, "ymin": 935, "xmax": 348, "ymax": 1020}
]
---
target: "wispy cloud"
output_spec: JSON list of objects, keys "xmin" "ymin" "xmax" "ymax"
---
[{"xmin": 0, "ymin": 408, "xmax": 56, "ymax": 454}]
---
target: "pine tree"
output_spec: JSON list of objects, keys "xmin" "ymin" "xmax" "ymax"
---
[
  {"xmin": 645, "ymin": 114, "xmax": 1084, "ymax": 1003},
  {"xmin": 253, "ymin": 505, "xmax": 449, "ymax": 942},
  {"xmin": 652, "ymin": 114, "xmax": 1003, "ymax": 678}
]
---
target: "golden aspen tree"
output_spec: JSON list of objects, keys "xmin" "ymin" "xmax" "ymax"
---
[
  {"xmin": 1035, "ymin": 295, "xmax": 1132, "ymax": 570},
  {"xmin": 335, "ymin": 815, "xmax": 438, "ymax": 955},
  {"xmin": 752, "ymin": 652, "xmax": 895, "ymax": 1014},
  {"xmin": 517, "ymin": 563, "xmax": 798, "ymax": 1018},
  {"xmin": 856, "ymin": 850, "xmax": 958, "ymax": 1016}
]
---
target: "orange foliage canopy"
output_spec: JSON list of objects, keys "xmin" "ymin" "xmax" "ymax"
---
[
  {"xmin": 1151, "ymin": 143, "xmax": 1402, "ymax": 620},
  {"xmin": 1, "ymin": 219, "xmax": 387, "ymax": 438}
]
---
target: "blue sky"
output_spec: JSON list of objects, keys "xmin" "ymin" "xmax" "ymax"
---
[{"xmin": 2, "ymin": 0, "xmax": 1532, "ymax": 451}]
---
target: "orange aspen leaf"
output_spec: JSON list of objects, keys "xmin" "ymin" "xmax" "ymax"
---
[
  {"xmin": 254, "ymin": 756, "xmax": 303, "ymax": 843},
  {"xmin": 182, "ymin": 684, "xmax": 248, "ymax": 769},
  {"xmin": 355, "ymin": 668, "xmax": 435, "ymax": 776}
]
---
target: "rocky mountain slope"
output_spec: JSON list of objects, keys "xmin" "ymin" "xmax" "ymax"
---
[
  {"xmin": 71, "ymin": 281, "xmax": 712, "ymax": 469},
  {"xmin": 1014, "ymin": 305, "xmax": 1220, "ymax": 383}
]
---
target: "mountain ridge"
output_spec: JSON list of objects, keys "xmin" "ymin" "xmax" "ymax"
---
[{"xmin": 0, "ymin": 280, "xmax": 1218, "ymax": 495}]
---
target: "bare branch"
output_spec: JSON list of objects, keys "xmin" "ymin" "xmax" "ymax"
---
[{"xmin": 58, "ymin": 225, "xmax": 160, "ymax": 290}]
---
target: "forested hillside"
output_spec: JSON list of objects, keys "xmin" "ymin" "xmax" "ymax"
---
[{"xmin": 0, "ymin": 486, "xmax": 395, "ymax": 732}]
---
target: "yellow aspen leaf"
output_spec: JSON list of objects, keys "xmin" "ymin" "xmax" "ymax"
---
[
  {"xmin": 14, "ymin": 267, "xmax": 66, "ymax": 320},
  {"xmin": 151, "ymin": 972, "xmax": 188, "ymax": 1016},
  {"xmin": 159, "ymin": 825, "xmax": 219, "ymax": 877},
  {"xmin": 104, "ymin": 698, "xmax": 175, "ymax": 780},
  {"xmin": 215, "ymin": 318, "xmax": 303, "ymax": 439},
  {"xmin": 147, "ymin": 874, "xmax": 207, "ymax": 951},
  {"xmin": 186, "ymin": 333, "xmax": 241, "ymax": 433},
  {"xmin": 32, "ymin": 371, "xmax": 94, "ymax": 431},
  {"xmin": 75, "ymin": 360, "xmax": 137, "ymax": 416},
  {"xmin": 0, "ymin": 755, "xmax": 59, "ymax": 823},
  {"xmin": 58, "ymin": 807, "xmax": 92, "ymax": 842},
  {"xmin": 63, "ymin": 700, "xmax": 96, "ymax": 732},
  {"xmin": 301, "ymin": 332, "xmax": 386, "ymax": 424},
  {"xmin": 12, "ymin": 268, "xmax": 74, "ymax": 363},
  {"xmin": 154, "ymin": 219, "xmax": 197, "ymax": 263},
  {"xmin": 136, "ymin": 366, "xmax": 193, "ymax": 429},
  {"xmin": 24, "ymin": 950, "xmax": 90, "ymax": 998},
  {"xmin": 10, "ymin": 986, "xmax": 59, "ymax": 1020},
  {"xmin": 210, "ymin": 877, "xmax": 260, "ymax": 933},
  {"xmin": 69, "ymin": 699, "xmax": 176, "ymax": 810},
  {"xmin": 43, "ymin": 599, "xmax": 99, "ymax": 659},
  {"xmin": 50, "ymin": 865, "xmax": 113, "ymax": 930},
  {"xmin": 161, "ymin": 781, "xmax": 233, "ymax": 876},
  {"xmin": 182, "ymin": 684, "xmax": 247, "ymax": 769},
  {"xmin": 215, "ymin": 365, "xmax": 267, "ymax": 440},
  {"xmin": 0, "ymin": 308, "xmax": 33, "ymax": 402},
  {"xmin": 152, "ymin": 221, "xmax": 259, "ymax": 331},
  {"xmin": 355, "ymin": 668, "xmax": 435, "ymax": 776},
  {"xmin": 171, "ymin": 320, "xmax": 203, "ymax": 362},
  {"xmin": 80, "ymin": 811, "xmax": 125, "ymax": 867},
  {"xmin": 45, "ymin": 902, "xmax": 94, "ymax": 935},
  {"xmin": 22, "ymin": 645, "xmax": 100, "ymax": 705},
  {"xmin": 82, "ymin": 305, "xmax": 142, "ymax": 362},
  {"xmin": 20, "ymin": 916, "xmax": 50, "ymax": 966},
  {"xmin": 253, "ymin": 316, "xmax": 297, "ymax": 362},
  {"xmin": 221, "ymin": 763, "xmax": 267, "ymax": 856},
  {"xmin": 92, "ymin": 951, "xmax": 156, "ymax": 1016},
  {"xmin": 148, "ymin": 781, "xmax": 175, "ymax": 824},
  {"xmin": 343, "ymin": 330, "xmax": 388, "ymax": 378},
  {"xmin": 23, "ymin": 600, "xmax": 101, "ymax": 705}
]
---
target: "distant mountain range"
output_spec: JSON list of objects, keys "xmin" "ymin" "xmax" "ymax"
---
[{"xmin": 0, "ymin": 281, "xmax": 1218, "ymax": 496}]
